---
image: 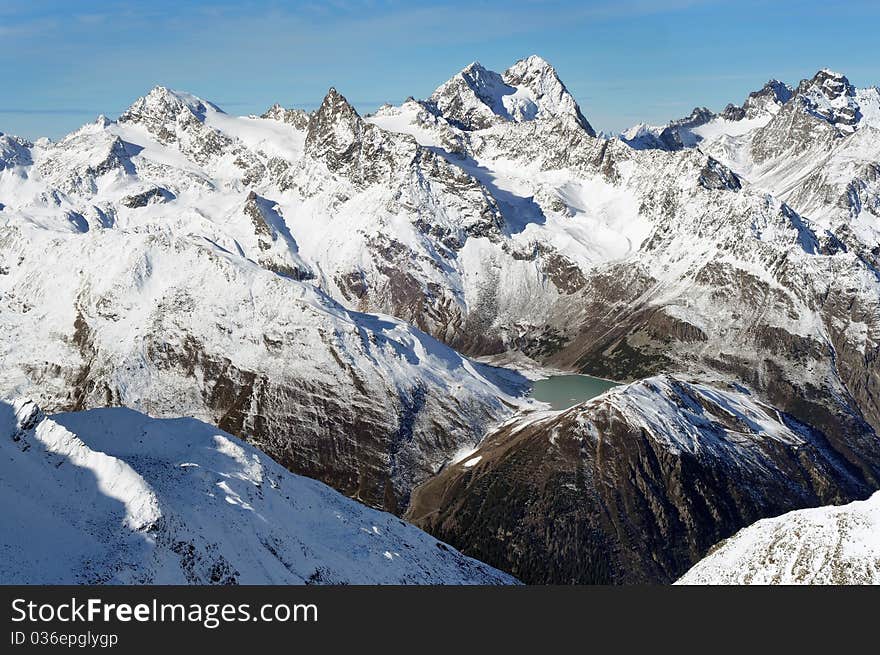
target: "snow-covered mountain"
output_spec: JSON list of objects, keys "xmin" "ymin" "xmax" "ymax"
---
[
  {"xmin": 619, "ymin": 69, "xmax": 880, "ymax": 248},
  {"xmin": 0, "ymin": 398, "xmax": 518, "ymax": 584},
  {"xmin": 3, "ymin": 56, "xmax": 880, "ymax": 585},
  {"xmin": 419, "ymin": 56, "xmax": 595, "ymax": 134},
  {"xmin": 0, "ymin": 83, "xmax": 539, "ymax": 511},
  {"xmin": 677, "ymin": 490, "xmax": 880, "ymax": 585}
]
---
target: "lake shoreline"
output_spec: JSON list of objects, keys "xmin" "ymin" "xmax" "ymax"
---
[{"xmin": 474, "ymin": 352, "xmax": 624, "ymax": 385}]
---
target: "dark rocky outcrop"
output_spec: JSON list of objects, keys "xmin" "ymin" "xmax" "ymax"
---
[
  {"xmin": 408, "ymin": 376, "xmax": 876, "ymax": 584},
  {"xmin": 698, "ymin": 157, "xmax": 741, "ymax": 191},
  {"xmin": 121, "ymin": 186, "xmax": 174, "ymax": 208}
]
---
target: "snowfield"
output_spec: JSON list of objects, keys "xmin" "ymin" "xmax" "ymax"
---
[
  {"xmin": 0, "ymin": 399, "xmax": 518, "ymax": 585},
  {"xmin": 677, "ymin": 491, "xmax": 880, "ymax": 585}
]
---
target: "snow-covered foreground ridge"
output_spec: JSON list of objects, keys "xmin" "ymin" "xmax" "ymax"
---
[
  {"xmin": 677, "ymin": 491, "xmax": 880, "ymax": 585},
  {"xmin": 0, "ymin": 398, "xmax": 518, "ymax": 584}
]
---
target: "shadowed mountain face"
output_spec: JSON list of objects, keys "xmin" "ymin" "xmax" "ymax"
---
[{"xmin": 407, "ymin": 376, "xmax": 875, "ymax": 584}]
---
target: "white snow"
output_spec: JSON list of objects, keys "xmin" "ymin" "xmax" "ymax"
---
[
  {"xmin": 677, "ymin": 491, "xmax": 880, "ymax": 585},
  {"xmin": 0, "ymin": 399, "xmax": 519, "ymax": 585}
]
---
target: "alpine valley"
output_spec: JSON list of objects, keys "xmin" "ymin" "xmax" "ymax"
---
[{"xmin": 2, "ymin": 55, "xmax": 880, "ymax": 584}]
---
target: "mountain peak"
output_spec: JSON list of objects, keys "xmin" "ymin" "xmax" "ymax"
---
[
  {"xmin": 460, "ymin": 61, "xmax": 489, "ymax": 75},
  {"xmin": 502, "ymin": 55, "xmax": 595, "ymax": 135},
  {"xmin": 425, "ymin": 55, "xmax": 594, "ymax": 134},
  {"xmin": 524, "ymin": 54, "xmax": 551, "ymax": 66},
  {"xmin": 318, "ymin": 87, "xmax": 361, "ymax": 120},
  {"xmin": 757, "ymin": 79, "xmax": 794, "ymax": 103},
  {"xmin": 261, "ymin": 102, "xmax": 311, "ymax": 130},
  {"xmin": 733, "ymin": 79, "xmax": 795, "ymax": 120},
  {"xmin": 304, "ymin": 87, "xmax": 365, "ymax": 168},
  {"xmin": 505, "ymin": 54, "xmax": 555, "ymax": 77},
  {"xmin": 119, "ymin": 85, "xmax": 219, "ymax": 131},
  {"xmin": 799, "ymin": 69, "xmax": 855, "ymax": 99},
  {"xmin": 789, "ymin": 69, "xmax": 860, "ymax": 130}
]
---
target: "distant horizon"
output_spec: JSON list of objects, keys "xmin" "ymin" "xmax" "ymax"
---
[{"xmin": 2, "ymin": 0, "xmax": 879, "ymax": 140}]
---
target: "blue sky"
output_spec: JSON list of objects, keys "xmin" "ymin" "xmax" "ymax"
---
[{"xmin": 1, "ymin": 0, "xmax": 879, "ymax": 139}]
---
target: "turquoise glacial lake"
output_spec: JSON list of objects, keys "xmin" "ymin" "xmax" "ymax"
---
[{"xmin": 530, "ymin": 375, "xmax": 618, "ymax": 410}]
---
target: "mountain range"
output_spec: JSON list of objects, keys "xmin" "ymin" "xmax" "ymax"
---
[{"xmin": 2, "ymin": 55, "xmax": 879, "ymax": 584}]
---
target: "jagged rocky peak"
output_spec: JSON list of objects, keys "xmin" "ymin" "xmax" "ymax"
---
[
  {"xmin": 316, "ymin": 87, "xmax": 361, "ymax": 122},
  {"xmin": 621, "ymin": 77, "xmax": 799, "ymax": 151},
  {"xmin": 619, "ymin": 106, "xmax": 716, "ymax": 151},
  {"xmin": 698, "ymin": 156, "xmax": 742, "ymax": 192},
  {"xmin": 729, "ymin": 79, "xmax": 795, "ymax": 119},
  {"xmin": 307, "ymin": 88, "xmax": 362, "ymax": 138},
  {"xmin": 661, "ymin": 107, "xmax": 714, "ymax": 148},
  {"xmin": 675, "ymin": 106, "xmax": 716, "ymax": 128},
  {"xmin": 755, "ymin": 79, "xmax": 795, "ymax": 104},
  {"xmin": 502, "ymin": 55, "xmax": 595, "ymax": 134},
  {"xmin": 120, "ymin": 85, "xmax": 216, "ymax": 125},
  {"xmin": 798, "ymin": 68, "xmax": 856, "ymax": 101},
  {"xmin": 261, "ymin": 103, "xmax": 311, "ymax": 130},
  {"xmin": 426, "ymin": 61, "xmax": 511, "ymax": 130},
  {"xmin": 426, "ymin": 55, "xmax": 595, "ymax": 133},
  {"xmin": 791, "ymin": 68, "xmax": 861, "ymax": 129},
  {"xmin": 304, "ymin": 87, "xmax": 367, "ymax": 166},
  {"xmin": 0, "ymin": 132, "xmax": 34, "ymax": 170},
  {"xmin": 720, "ymin": 103, "xmax": 746, "ymax": 121},
  {"xmin": 117, "ymin": 86, "xmax": 223, "ymax": 146}
]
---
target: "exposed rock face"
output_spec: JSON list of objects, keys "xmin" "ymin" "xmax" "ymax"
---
[
  {"xmin": 657, "ymin": 107, "xmax": 715, "ymax": 150},
  {"xmin": 500, "ymin": 55, "xmax": 596, "ymax": 135},
  {"xmin": 242, "ymin": 190, "xmax": 313, "ymax": 279},
  {"xmin": 0, "ymin": 133, "xmax": 33, "ymax": 170},
  {"xmin": 121, "ymin": 186, "xmax": 173, "ymax": 208},
  {"xmin": 304, "ymin": 88, "xmax": 378, "ymax": 179},
  {"xmin": 677, "ymin": 490, "xmax": 880, "ymax": 584},
  {"xmin": 698, "ymin": 157, "xmax": 741, "ymax": 191},
  {"xmin": 118, "ymin": 86, "xmax": 265, "ymax": 182},
  {"xmin": 408, "ymin": 376, "xmax": 875, "ymax": 584},
  {"xmin": 742, "ymin": 79, "xmax": 793, "ymax": 118},
  {"xmin": 0, "ymin": 224, "xmax": 528, "ymax": 512},
  {"xmin": 261, "ymin": 103, "xmax": 311, "ymax": 130},
  {"xmin": 426, "ymin": 62, "xmax": 510, "ymax": 131},
  {"xmin": 619, "ymin": 77, "xmax": 797, "ymax": 152},
  {"xmin": 119, "ymin": 85, "xmax": 213, "ymax": 139},
  {"xmin": 794, "ymin": 69, "xmax": 860, "ymax": 129},
  {"xmin": 749, "ymin": 95, "xmax": 842, "ymax": 163},
  {"xmin": 423, "ymin": 56, "xmax": 595, "ymax": 135}
]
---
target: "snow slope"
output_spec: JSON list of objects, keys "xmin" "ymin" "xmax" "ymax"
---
[
  {"xmin": 677, "ymin": 491, "xmax": 880, "ymax": 584},
  {"xmin": 0, "ymin": 215, "xmax": 530, "ymax": 509},
  {"xmin": 619, "ymin": 70, "xmax": 880, "ymax": 249},
  {"xmin": 0, "ymin": 398, "xmax": 518, "ymax": 584}
]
